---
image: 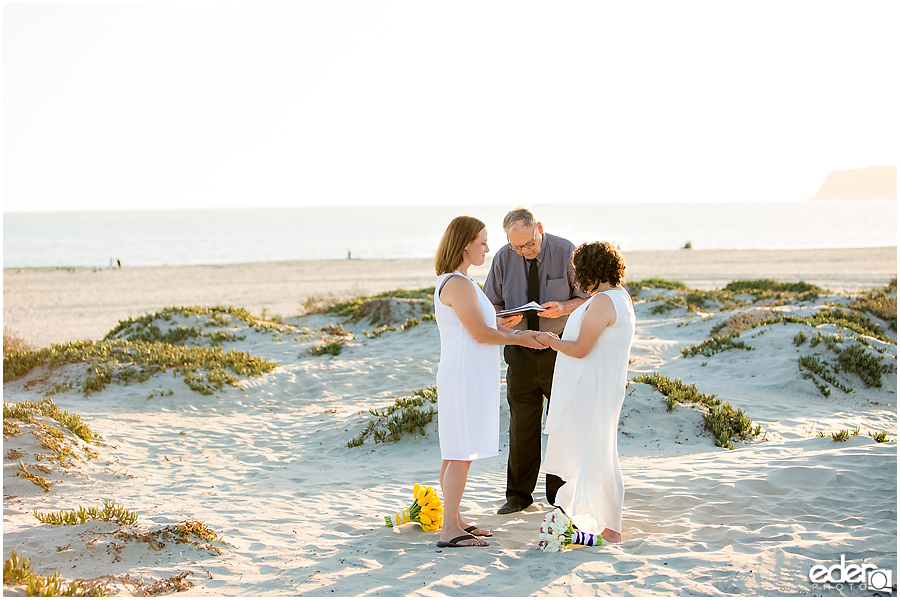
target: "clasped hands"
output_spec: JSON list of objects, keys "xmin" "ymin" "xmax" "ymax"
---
[{"xmin": 514, "ymin": 330, "xmax": 560, "ymax": 350}]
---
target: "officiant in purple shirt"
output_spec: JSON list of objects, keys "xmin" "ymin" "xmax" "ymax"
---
[{"xmin": 483, "ymin": 206, "xmax": 589, "ymax": 515}]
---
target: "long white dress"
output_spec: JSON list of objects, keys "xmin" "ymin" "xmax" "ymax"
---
[
  {"xmin": 543, "ymin": 288, "xmax": 635, "ymax": 535},
  {"xmin": 434, "ymin": 271, "xmax": 501, "ymax": 461}
]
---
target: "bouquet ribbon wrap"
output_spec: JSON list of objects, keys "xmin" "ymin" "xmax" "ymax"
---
[{"xmin": 538, "ymin": 508, "xmax": 602, "ymax": 552}]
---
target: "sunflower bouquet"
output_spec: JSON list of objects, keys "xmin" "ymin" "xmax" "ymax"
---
[
  {"xmin": 384, "ymin": 483, "xmax": 444, "ymax": 531},
  {"xmin": 538, "ymin": 508, "xmax": 602, "ymax": 552}
]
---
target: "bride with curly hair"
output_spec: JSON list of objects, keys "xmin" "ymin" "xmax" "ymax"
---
[{"xmin": 535, "ymin": 241, "xmax": 636, "ymax": 543}]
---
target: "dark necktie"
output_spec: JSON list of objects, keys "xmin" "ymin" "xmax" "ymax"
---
[{"xmin": 527, "ymin": 258, "xmax": 540, "ymax": 331}]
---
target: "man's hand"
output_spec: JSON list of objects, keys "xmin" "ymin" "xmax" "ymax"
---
[
  {"xmin": 537, "ymin": 301, "xmax": 563, "ymax": 319},
  {"xmin": 498, "ymin": 313, "xmax": 524, "ymax": 328}
]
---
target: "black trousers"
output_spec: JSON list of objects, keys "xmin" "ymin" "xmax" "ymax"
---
[{"xmin": 504, "ymin": 345, "xmax": 565, "ymax": 507}]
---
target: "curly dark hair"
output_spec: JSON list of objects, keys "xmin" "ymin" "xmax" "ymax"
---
[{"xmin": 572, "ymin": 241, "xmax": 626, "ymax": 291}]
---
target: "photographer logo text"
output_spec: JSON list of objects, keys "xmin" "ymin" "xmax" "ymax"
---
[{"xmin": 809, "ymin": 555, "xmax": 892, "ymax": 592}]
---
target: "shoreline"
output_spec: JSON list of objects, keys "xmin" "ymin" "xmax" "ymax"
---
[
  {"xmin": 3, "ymin": 244, "xmax": 898, "ymax": 273},
  {"xmin": 4, "ymin": 247, "xmax": 897, "ymax": 349}
]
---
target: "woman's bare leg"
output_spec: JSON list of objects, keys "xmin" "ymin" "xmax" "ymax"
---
[{"xmin": 439, "ymin": 460, "xmax": 487, "ymax": 546}]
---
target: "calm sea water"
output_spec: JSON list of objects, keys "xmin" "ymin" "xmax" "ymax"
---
[{"xmin": 3, "ymin": 201, "xmax": 897, "ymax": 269}]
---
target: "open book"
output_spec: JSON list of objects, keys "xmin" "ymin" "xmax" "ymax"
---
[{"xmin": 495, "ymin": 301, "xmax": 545, "ymax": 317}]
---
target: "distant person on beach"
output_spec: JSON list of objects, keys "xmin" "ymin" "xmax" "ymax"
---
[
  {"xmin": 534, "ymin": 241, "xmax": 635, "ymax": 543},
  {"xmin": 483, "ymin": 206, "xmax": 589, "ymax": 515},
  {"xmin": 433, "ymin": 215, "xmax": 546, "ymax": 548}
]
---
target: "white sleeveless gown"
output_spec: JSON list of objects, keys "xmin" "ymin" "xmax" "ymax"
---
[
  {"xmin": 543, "ymin": 288, "xmax": 635, "ymax": 534},
  {"xmin": 434, "ymin": 271, "xmax": 501, "ymax": 461}
]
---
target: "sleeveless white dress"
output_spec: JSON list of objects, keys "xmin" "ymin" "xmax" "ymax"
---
[
  {"xmin": 434, "ymin": 271, "xmax": 501, "ymax": 461},
  {"xmin": 542, "ymin": 288, "xmax": 635, "ymax": 534}
]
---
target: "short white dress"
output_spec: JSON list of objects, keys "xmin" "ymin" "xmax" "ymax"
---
[
  {"xmin": 542, "ymin": 288, "xmax": 635, "ymax": 535},
  {"xmin": 434, "ymin": 271, "xmax": 501, "ymax": 461}
]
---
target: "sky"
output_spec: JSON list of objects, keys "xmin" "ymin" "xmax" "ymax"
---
[{"xmin": 3, "ymin": 1, "xmax": 898, "ymax": 213}]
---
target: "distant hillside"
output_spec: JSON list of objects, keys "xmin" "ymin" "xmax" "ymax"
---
[{"xmin": 810, "ymin": 165, "xmax": 897, "ymax": 200}]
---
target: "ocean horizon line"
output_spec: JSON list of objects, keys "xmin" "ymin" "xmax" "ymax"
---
[
  {"xmin": 4, "ymin": 201, "xmax": 896, "ymax": 269},
  {"xmin": 5, "ymin": 245, "xmax": 897, "ymax": 272}
]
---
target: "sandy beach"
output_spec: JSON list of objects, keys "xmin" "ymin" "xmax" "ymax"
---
[
  {"xmin": 3, "ymin": 247, "xmax": 897, "ymax": 596},
  {"xmin": 4, "ymin": 247, "xmax": 897, "ymax": 349}
]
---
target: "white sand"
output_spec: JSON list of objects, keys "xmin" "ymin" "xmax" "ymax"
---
[
  {"xmin": 2, "ymin": 248, "xmax": 897, "ymax": 596},
  {"xmin": 3, "ymin": 247, "xmax": 896, "ymax": 349}
]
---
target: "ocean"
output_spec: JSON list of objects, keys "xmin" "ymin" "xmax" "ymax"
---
[{"xmin": 3, "ymin": 200, "xmax": 896, "ymax": 269}]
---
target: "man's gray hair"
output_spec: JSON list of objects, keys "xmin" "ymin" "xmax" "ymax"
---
[{"xmin": 502, "ymin": 206, "xmax": 537, "ymax": 231}]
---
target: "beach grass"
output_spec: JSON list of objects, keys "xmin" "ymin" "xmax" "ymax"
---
[{"xmin": 3, "ymin": 327, "xmax": 35, "ymax": 357}]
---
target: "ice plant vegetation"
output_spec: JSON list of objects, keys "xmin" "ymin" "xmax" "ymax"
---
[
  {"xmin": 34, "ymin": 500, "xmax": 137, "ymax": 526},
  {"xmin": 632, "ymin": 373, "xmax": 761, "ymax": 449},
  {"xmin": 347, "ymin": 387, "xmax": 437, "ymax": 447}
]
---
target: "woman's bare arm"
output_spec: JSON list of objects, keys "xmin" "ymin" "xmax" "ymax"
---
[{"xmin": 441, "ymin": 277, "xmax": 546, "ymax": 349}]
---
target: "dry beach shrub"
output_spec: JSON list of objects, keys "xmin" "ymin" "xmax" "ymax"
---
[{"xmin": 3, "ymin": 326, "xmax": 35, "ymax": 357}]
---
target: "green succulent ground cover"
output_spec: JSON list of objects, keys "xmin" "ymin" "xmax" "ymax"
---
[
  {"xmin": 5, "ymin": 306, "xmax": 282, "ymax": 398},
  {"xmin": 3, "ymin": 397, "xmax": 225, "ymax": 596},
  {"xmin": 631, "ymin": 373, "xmax": 762, "ymax": 449},
  {"xmin": 4, "ymin": 339, "xmax": 276, "ymax": 397},
  {"xmin": 673, "ymin": 280, "xmax": 896, "ymax": 398},
  {"xmin": 327, "ymin": 287, "xmax": 435, "ymax": 322},
  {"xmin": 34, "ymin": 500, "xmax": 137, "ymax": 526},
  {"xmin": 347, "ymin": 387, "xmax": 437, "ymax": 447},
  {"xmin": 104, "ymin": 305, "xmax": 292, "ymax": 339},
  {"xmin": 628, "ymin": 278, "xmax": 828, "ymax": 316},
  {"xmin": 4, "ymin": 398, "xmax": 101, "ymax": 491},
  {"xmin": 3, "ymin": 550, "xmax": 108, "ymax": 596},
  {"xmin": 4, "ymin": 511, "xmax": 223, "ymax": 596},
  {"xmin": 634, "ymin": 279, "xmax": 896, "ymax": 421}
]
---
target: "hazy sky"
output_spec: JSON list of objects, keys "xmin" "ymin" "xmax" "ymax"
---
[{"xmin": 3, "ymin": 1, "xmax": 898, "ymax": 212}]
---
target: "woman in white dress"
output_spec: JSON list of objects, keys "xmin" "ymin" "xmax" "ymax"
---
[
  {"xmin": 535, "ymin": 241, "xmax": 635, "ymax": 543},
  {"xmin": 434, "ymin": 216, "xmax": 545, "ymax": 548}
]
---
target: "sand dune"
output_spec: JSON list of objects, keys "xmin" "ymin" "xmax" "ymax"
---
[
  {"xmin": 3, "ymin": 247, "xmax": 896, "ymax": 349},
  {"xmin": 3, "ymin": 251, "xmax": 897, "ymax": 596}
]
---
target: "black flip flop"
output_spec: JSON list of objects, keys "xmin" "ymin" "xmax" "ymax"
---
[
  {"xmin": 436, "ymin": 534, "xmax": 488, "ymax": 548},
  {"xmin": 464, "ymin": 525, "xmax": 493, "ymax": 538}
]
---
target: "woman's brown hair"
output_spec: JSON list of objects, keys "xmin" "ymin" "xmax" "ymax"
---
[
  {"xmin": 572, "ymin": 241, "xmax": 626, "ymax": 291},
  {"xmin": 435, "ymin": 216, "xmax": 486, "ymax": 275}
]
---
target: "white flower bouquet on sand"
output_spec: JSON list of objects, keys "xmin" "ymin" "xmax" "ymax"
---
[{"xmin": 538, "ymin": 508, "xmax": 602, "ymax": 552}]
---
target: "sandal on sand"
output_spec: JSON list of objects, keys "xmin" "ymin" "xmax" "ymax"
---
[
  {"xmin": 464, "ymin": 525, "xmax": 492, "ymax": 537},
  {"xmin": 436, "ymin": 534, "xmax": 488, "ymax": 548}
]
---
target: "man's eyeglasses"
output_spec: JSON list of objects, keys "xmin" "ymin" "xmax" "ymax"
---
[{"xmin": 509, "ymin": 229, "xmax": 537, "ymax": 251}]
